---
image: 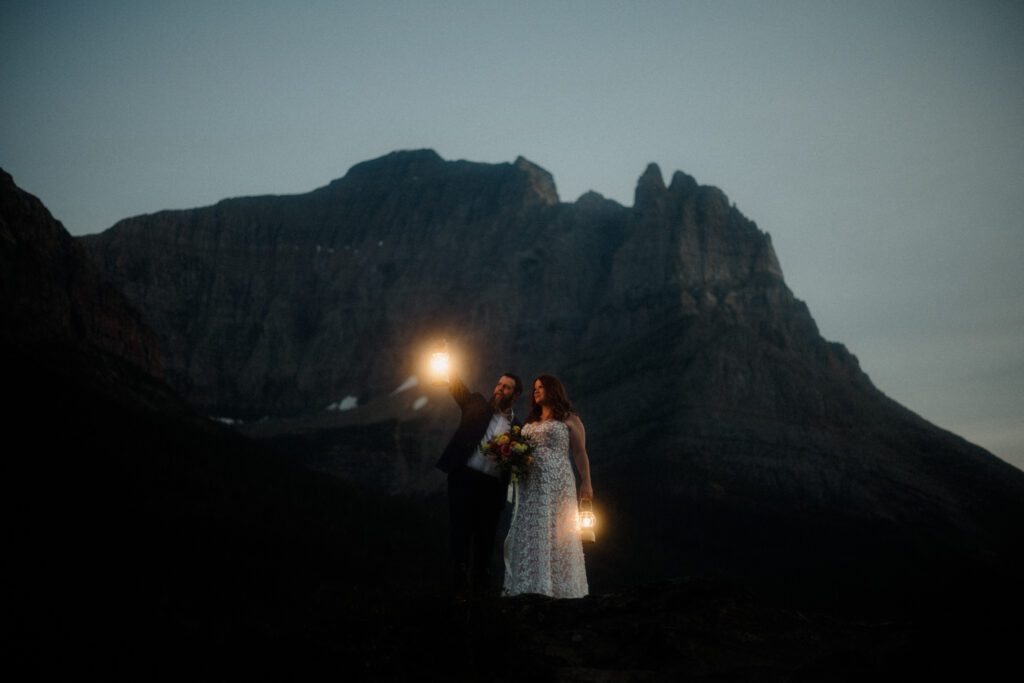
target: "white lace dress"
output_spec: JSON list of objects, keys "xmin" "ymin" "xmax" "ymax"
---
[{"xmin": 503, "ymin": 419, "xmax": 588, "ymax": 598}]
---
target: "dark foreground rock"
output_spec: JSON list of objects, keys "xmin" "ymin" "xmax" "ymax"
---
[{"xmin": 22, "ymin": 572, "xmax": 1016, "ymax": 681}]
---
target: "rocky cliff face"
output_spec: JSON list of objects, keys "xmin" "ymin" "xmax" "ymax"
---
[
  {"xmin": 78, "ymin": 150, "xmax": 799, "ymax": 421},
  {"xmin": 80, "ymin": 149, "xmax": 619, "ymax": 418},
  {"xmin": 80, "ymin": 150, "xmax": 1024, "ymax": 604}
]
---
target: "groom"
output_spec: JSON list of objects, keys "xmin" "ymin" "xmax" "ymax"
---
[{"xmin": 437, "ymin": 371, "xmax": 522, "ymax": 597}]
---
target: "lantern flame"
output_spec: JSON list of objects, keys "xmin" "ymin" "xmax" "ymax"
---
[
  {"xmin": 577, "ymin": 500, "xmax": 596, "ymax": 543},
  {"xmin": 429, "ymin": 351, "xmax": 450, "ymax": 376},
  {"xmin": 428, "ymin": 349, "xmax": 451, "ymax": 386}
]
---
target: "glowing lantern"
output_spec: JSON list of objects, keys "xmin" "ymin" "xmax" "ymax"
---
[
  {"xmin": 577, "ymin": 498, "xmax": 596, "ymax": 544},
  {"xmin": 428, "ymin": 342, "xmax": 450, "ymax": 386}
]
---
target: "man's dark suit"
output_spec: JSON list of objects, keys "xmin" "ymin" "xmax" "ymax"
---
[{"xmin": 437, "ymin": 376, "xmax": 516, "ymax": 593}]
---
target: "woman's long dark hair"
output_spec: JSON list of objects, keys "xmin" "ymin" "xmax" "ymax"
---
[{"xmin": 527, "ymin": 374, "xmax": 575, "ymax": 423}]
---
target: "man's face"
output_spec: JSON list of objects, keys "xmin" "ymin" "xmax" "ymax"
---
[{"xmin": 492, "ymin": 375, "xmax": 518, "ymax": 410}]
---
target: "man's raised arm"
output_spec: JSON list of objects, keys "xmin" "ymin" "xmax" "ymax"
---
[{"xmin": 448, "ymin": 373, "xmax": 471, "ymax": 408}]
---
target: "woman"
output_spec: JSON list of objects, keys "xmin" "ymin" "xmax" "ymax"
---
[{"xmin": 503, "ymin": 375, "xmax": 592, "ymax": 598}]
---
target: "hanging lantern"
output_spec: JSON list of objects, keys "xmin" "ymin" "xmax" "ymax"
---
[{"xmin": 577, "ymin": 498, "xmax": 596, "ymax": 544}]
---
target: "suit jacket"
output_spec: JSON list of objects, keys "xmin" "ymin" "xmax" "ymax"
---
[{"xmin": 436, "ymin": 376, "xmax": 519, "ymax": 481}]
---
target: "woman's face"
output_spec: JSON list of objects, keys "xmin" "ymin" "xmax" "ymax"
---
[{"xmin": 533, "ymin": 379, "xmax": 546, "ymax": 406}]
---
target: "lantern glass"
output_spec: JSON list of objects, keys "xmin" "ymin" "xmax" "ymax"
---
[
  {"xmin": 577, "ymin": 499, "xmax": 596, "ymax": 543},
  {"xmin": 428, "ymin": 350, "xmax": 450, "ymax": 385},
  {"xmin": 429, "ymin": 351, "xmax": 449, "ymax": 375}
]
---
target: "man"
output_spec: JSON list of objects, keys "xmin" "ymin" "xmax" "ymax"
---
[{"xmin": 437, "ymin": 371, "xmax": 522, "ymax": 597}]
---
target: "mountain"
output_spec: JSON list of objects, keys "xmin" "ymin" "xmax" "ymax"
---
[
  {"xmin": 80, "ymin": 150, "xmax": 1024, "ymax": 608},
  {"xmin": 4, "ymin": 162, "xmax": 1020, "ymax": 678}
]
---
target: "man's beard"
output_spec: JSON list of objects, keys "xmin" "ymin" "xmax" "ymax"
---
[{"xmin": 491, "ymin": 393, "xmax": 513, "ymax": 412}]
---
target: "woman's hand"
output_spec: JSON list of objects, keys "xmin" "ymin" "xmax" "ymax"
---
[{"xmin": 579, "ymin": 480, "xmax": 594, "ymax": 501}]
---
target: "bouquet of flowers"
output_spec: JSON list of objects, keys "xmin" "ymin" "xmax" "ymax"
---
[{"xmin": 480, "ymin": 425, "xmax": 534, "ymax": 482}]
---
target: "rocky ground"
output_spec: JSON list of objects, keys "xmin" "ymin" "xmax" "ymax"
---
[{"xmin": 17, "ymin": 572, "xmax": 1016, "ymax": 681}]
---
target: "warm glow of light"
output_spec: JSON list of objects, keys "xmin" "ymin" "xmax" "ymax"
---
[
  {"xmin": 425, "ymin": 346, "xmax": 452, "ymax": 387},
  {"xmin": 578, "ymin": 507, "xmax": 597, "ymax": 543},
  {"xmin": 429, "ymin": 351, "xmax": 450, "ymax": 376}
]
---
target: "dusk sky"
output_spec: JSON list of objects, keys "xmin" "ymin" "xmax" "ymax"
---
[{"xmin": 2, "ymin": 1, "xmax": 1022, "ymax": 469}]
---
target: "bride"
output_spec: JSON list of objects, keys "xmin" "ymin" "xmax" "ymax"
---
[{"xmin": 503, "ymin": 375, "xmax": 592, "ymax": 598}]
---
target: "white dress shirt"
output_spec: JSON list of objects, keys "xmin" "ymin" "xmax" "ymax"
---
[{"xmin": 464, "ymin": 410, "xmax": 512, "ymax": 477}]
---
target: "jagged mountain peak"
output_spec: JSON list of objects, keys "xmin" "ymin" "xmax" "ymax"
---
[
  {"xmin": 347, "ymin": 148, "xmax": 444, "ymax": 172},
  {"xmin": 574, "ymin": 190, "xmax": 615, "ymax": 209},
  {"xmin": 668, "ymin": 169, "xmax": 699, "ymax": 195},
  {"xmin": 635, "ymin": 163, "xmax": 734, "ymax": 209},
  {"xmin": 639, "ymin": 162, "xmax": 665, "ymax": 187},
  {"xmin": 322, "ymin": 148, "xmax": 446, "ymax": 191},
  {"xmin": 632, "ymin": 163, "xmax": 739, "ymax": 218},
  {"xmin": 318, "ymin": 149, "xmax": 561, "ymax": 210},
  {"xmin": 634, "ymin": 162, "xmax": 667, "ymax": 206},
  {"xmin": 513, "ymin": 155, "xmax": 559, "ymax": 205}
]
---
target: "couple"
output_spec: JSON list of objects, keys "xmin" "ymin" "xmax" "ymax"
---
[{"xmin": 436, "ymin": 371, "xmax": 592, "ymax": 599}]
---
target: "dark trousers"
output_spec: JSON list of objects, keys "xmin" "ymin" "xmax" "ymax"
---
[{"xmin": 447, "ymin": 466, "xmax": 506, "ymax": 593}]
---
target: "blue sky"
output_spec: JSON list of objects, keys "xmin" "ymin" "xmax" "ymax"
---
[{"xmin": 2, "ymin": 0, "xmax": 1022, "ymax": 468}]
